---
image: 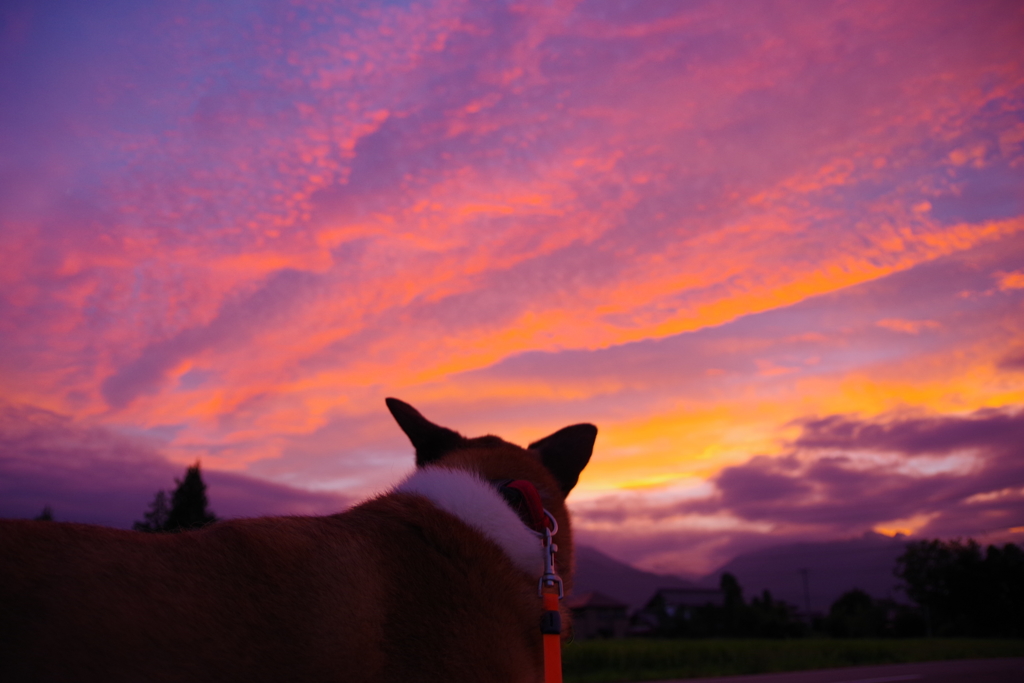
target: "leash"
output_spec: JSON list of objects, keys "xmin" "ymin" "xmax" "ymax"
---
[
  {"xmin": 494, "ymin": 480, "xmax": 564, "ymax": 683},
  {"xmin": 537, "ymin": 510, "xmax": 563, "ymax": 683}
]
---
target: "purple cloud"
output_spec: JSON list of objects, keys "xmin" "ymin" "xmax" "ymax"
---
[
  {"xmin": 794, "ymin": 409, "xmax": 1024, "ymax": 457},
  {"xmin": 697, "ymin": 407, "xmax": 1024, "ymax": 536},
  {"xmin": 999, "ymin": 348, "xmax": 1024, "ymax": 372},
  {"xmin": 569, "ymin": 405, "xmax": 1024, "ymax": 576}
]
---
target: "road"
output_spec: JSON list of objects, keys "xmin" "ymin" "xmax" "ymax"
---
[{"xmin": 643, "ymin": 658, "xmax": 1024, "ymax": 683}]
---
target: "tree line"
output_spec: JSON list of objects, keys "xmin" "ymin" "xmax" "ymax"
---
[
  {"xmin": 643, "ymin": 539, "xmax": 1023, "ymax": 638},
  {"xmin": 894, "ymin": 538, "xmax": 1023, "ymax": 637},
  {"xmin": 33, "ymin": 462, "xmax": 218, "ymax": 533}
]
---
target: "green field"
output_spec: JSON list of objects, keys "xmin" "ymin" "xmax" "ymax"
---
[{"xmin": 562, "ymin": 638, "xmax": 1024, "ymax": 682}]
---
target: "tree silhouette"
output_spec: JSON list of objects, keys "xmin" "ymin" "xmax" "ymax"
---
[
  {"xmin": 133, "ymin": 489, "xmax": 170, "ymax": 532},
  {"xmin": 720, "ymin": 572, "xmax": 747, "ymax": 636},
  {"xmin": 748, "ymin": 589, "xmax": 804, "ymax": 638},
  {"xmin": 824, "ymin": 588, "xmax": 926, "ymax": 638},
  {"xmin": 827, "ymin": 588, "xmax": 883, "ymax": 637},
  {"xmin": 164, "ymin": 463, "xmax": 217, "ymax": 532},
  {"xmin": 896, "ymin": 538, "xmax": 1024, "ymax": 637},
  {"xmin": 134, "ymin": 463, "xmax": 218, "ymax": 533},
  {"xmin": 34, "ymin": 505, "xmax": 54, "ymax": 521},
  {"xmin": 645, "ymin": 574, "xmax": 806, "ymax": 638}
]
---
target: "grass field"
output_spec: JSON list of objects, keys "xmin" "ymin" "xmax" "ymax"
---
[{"xmin": 562, "ymin": 638, "xmax": 1024, "ymax": 682}]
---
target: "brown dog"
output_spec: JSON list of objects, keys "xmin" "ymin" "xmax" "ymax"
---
[{"xmin": 0, "ymin": 398, "xmax": 597, "ymax": 682}]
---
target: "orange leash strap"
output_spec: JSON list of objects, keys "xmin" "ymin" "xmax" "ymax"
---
[
  {"xmin": 541, "ymin": 587, "xmax": 563, "ymax": 683},
  {"xmin": 537, "ymin": 508, "xmax": 563, "ymax": 683}
]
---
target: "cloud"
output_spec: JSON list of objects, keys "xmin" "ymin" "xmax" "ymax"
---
[
  {"xmin": 999, "ymin": 270, "xmax": 1024, "ymax": 291},
  {"xmin": 5, "ymin": 0, "xmax": 1023, "ymax": 423},
  {"xmin": 247, "ymin": 407, "xmax": 419, "ymax": 495},
  {"xmin": 792, "ymin": 410, "xmax": 1024, "ymax": 457},
  {"xmin": 875, "ymin": 319, "xmax": 941, "ymax": 334},
  {"xmin": 999, "ymin": 348, "xmax": 1024, "ymax": 371},
  {"xmin": 101, "ymin": 268, "xmax": 322, "ymax": 409},
  {"xmin": 0, "ymin": 403, "xmax": 347, "ymax": 527},
  {"xmin": 2, "ymin": 0, "xmax": 1024, "ymax": 574},
  {"xmin": 712, "ymin": 408, "xmax": 1024, "ymax": 537},
  {"xmin": 459, "ymin": 230, "xmax": 1024, "ymax": 406},
  {"xmin": 571, "ymin": 406, "xmax": 1024, "ymax": 574}
]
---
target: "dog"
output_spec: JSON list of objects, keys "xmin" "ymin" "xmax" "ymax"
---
[{"xmin": 0, "ymin": 398, "xmax": 597, "ymax": 682}]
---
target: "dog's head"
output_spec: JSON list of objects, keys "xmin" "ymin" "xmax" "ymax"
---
[
  {"xmin": 385, "ymin": 397, "xmax": 596, "ymax": 583},
  {"xmin": 385, "ymin": 397, "xmax": 596, "ymax": 497}
]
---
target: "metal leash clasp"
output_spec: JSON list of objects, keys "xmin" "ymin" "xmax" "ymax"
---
[{"xmin": 536, "ymin": 509, "xmax": 563, "ymax": 599}]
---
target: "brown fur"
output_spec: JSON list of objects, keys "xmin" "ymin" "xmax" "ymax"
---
[{"xmin": 0, "ymin": 402, "xmax": 596, "ymax": 682}]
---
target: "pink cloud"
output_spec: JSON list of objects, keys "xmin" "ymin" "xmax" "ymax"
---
[
  {"xmin": 457, "ymin": 232, "xmax": 1024, "ymax": 409},
  {"xmin": 876, "ymin": 319, "xmax": 941, "ymax": 334}
]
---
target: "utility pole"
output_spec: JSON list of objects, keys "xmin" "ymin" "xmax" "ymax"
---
[{"xmin": 799, "ymin": 568, "xmax": 811, "ymax": 618}]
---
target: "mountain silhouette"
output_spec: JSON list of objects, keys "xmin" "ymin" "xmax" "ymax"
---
[
  {"xmin": 572, "ymin": 545, "xmax": 694, "ymax": 609},
  {"xmin": 574, "ymin": 533, "xmax": 911, "ymax": 614},
  {"xmin": 698, "ymin": 532, "xmax": 910, "ymax": 613}
]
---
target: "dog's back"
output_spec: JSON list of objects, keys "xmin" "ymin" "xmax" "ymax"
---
[
  {"xmin": 2, "ymin": 495, "xmax": 540, "ymax": 681},
  {"xmin": 0, "ymin": 400, "xmax": 596, "ymax": 682}
]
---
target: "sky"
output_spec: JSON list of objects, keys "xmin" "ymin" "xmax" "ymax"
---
[{"xmin": 1, "ymin": 0, "xmax": 1023, "ymax": 576}]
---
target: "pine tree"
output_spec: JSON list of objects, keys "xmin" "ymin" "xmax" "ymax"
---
[
  {"xmin": 164, "ymin": 463, "xmax": 217, "ymax": 532},
  {"xmin": 133, "ymin": 463, "xmax": 218, "ymax": 533},
  {"xmin": 133, "ymin": 489, "xmax": 170, "ymax": 532}
]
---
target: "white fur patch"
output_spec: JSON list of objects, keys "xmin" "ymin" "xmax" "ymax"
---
[{"xmin": 394, "ymin": 466, "xmax": 544, "ymax": 575}]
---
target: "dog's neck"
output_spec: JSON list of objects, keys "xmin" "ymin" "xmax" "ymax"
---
[{"xmin": 394, "ymin": 467, "xmax": 545, "ymax": 575}]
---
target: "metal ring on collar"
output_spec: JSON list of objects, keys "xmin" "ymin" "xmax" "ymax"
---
[{"xmin": 527, "ymin": 509, "xmax": 558, "ymax": 538}]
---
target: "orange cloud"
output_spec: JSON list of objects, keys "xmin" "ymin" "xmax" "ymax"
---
[
  {"xmin": 876, "ymin": 319, "xmax": 941, "ymax": 334},
  {"xmin": 998, "ymin": 270, "xmax": 1024, "ymax": 291}
]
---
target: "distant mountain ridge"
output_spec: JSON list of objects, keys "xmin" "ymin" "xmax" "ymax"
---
[
  {"xmin": 573, "ymin": 532, "xmax": 912, "ymax": 613},
  {"xmin": 697, "ymin": 532, "xmax": 911, "ymax": 613},
  {"xmin": 572, "ymin": 545, "xmax": 693, "ymax": 609}
]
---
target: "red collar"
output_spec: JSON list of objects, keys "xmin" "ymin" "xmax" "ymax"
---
[{"xmin": 492, "ymin": 478, "xmax": 549, "ymax": 534}]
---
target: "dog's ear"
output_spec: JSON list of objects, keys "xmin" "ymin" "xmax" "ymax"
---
[
  {"xmin": 386, "ymin": 398, "xmax": 466, "ymax": 466},
  {"xmin": 529, "ymin": 424, "xmax": 597, "ymax": 496}
]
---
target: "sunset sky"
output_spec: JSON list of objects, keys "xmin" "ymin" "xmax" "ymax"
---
[{"xmin": 2, "ymin": 0, "xmax": 1023, "ymax": 576}]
